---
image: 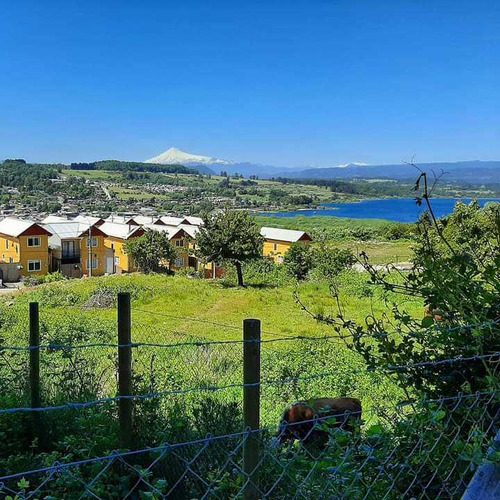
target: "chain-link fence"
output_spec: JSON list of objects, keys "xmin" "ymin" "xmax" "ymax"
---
[{"xmin": 0, "ymin": 294, "xmax": 499, "ymax": 498}]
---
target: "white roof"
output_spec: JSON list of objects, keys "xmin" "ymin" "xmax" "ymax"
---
[
  {"xmin": 185, "ymin": 216, "xmax": 203, "ymax": 226},
  {"xmin": 0, "ymin": 217, "xmax": 49, "ymax": 238},
  {"xmin": 105, "ymin": 215, "xmax": 137, "ymax": 225},
  {"xmin": 43, "ymin": 220, "xmax": 90, "ymax": 240},
  {"xmin": 260, "ymin": 226, "xmax": 311, "ymax": 243},
  {"xmin": 178, "ymin": 224, "xmax": 199, "ymax": 239},
  {"xmin": 74, "ymin": 215, "xmax": 103, "ymax": 225},
  {"xmin": 143, "ymin": 224, "xmax": 185, "ymax": 240},
  {"xmin": 134, "ymin": 215, "xmax": 163, "ymax": 226},
  {"xmin": 43, "ymin": 222, "xmax": 90, "ymax": 243},
  {"xmin": 42, "ymin": 215, "xmax": 69, "ymax": 224},
  {"xmin": 159, "ymin": 216, "xmax": 189, "ymax": 226},
  {"xmin": 99, "ymin": 221, "xmax": 142, "ymax": 240}
]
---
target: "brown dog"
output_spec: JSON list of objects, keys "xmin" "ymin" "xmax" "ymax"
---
[{"xmin": 277, "ymin": 397, "xmax": 362, "ymax": 444}]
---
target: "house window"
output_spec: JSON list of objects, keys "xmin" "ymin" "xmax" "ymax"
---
[
  {"xmin": 28, "ymin": 260, "xmax": 42, "ymax": 272},
  {"xmin": 175, "ymin": 257, "xmax": 184, "ymax": 268},
  {"xmin": 273, "ymin": 243, "xmax": 278, "ymax": 252},
  {"xmin": 114, "ymin": 257, "xmax": 120, "ymax": 265},
  {"xmin": 86, "ymin": 257, "xmax": 99, "ymax": 270},
  {"xmin": 175, "ymin": 239, "xmax": 184, "ymax": 247},
  {"xmin": 86, "ymin": 237, "xmax": 99, "ymax": 247},
  {"xmin": 277, "ymin": 255, "xmax": 284, "ymax": 264},
  {"xmin": 27, "ymin": 237, "xmax": 41, "ymax": 247},
  {"xmin": 5, "ymin": 239, "xmax": 8, "ymax": 249},
  {"xmin": 9, "ymin": 257, "xmax": 13, "ymax": 263}
]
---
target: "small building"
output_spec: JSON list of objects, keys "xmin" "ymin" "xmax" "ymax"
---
[
  {"xmin": 99, "ymin": 222, "xmax": 144, "ymax": 273},
  {"xmin": 260, "ymin": 227, "xmax": 312, "ymax": 263},
  {"xmin": 0, "ymin": 217, "xmax": 52, "ymax": 278}
]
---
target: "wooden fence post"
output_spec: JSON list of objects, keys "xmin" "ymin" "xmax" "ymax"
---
[
  {"xmin": 243, "ymin": 319, "xmax": 261, "ymax": 500},
  {"xmin": 29, "ymin": 302, "xmax": 44, "ymax": 449},
  {"xmin": 118, "ymin": 292, "xmax": 133, "ymax": 449}
]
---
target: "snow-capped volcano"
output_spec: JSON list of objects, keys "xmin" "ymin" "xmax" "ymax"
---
[
  {"xmin": 333, "ymin": 162, "xmax": 371, "ymax": 168},
  {"xmin": 145, "ymin": 147, "xmax": 233, "ymax": 166}
]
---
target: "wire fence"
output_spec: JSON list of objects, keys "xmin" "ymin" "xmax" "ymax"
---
[{"xmin": 0, "ymin": 293, "xmax": 499, "ymax": 498}]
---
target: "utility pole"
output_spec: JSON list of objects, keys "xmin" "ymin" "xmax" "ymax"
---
[{"xmin": 88, "ymin": 221, "xmax": 93, "ymax": 277}]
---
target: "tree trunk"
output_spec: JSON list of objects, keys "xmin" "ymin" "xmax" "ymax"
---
[{"xmin": 235, "ymin": 261, "xmax": 245, "ymax": 287}]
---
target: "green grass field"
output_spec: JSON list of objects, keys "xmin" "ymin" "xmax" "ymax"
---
[
  {"xmin": 2, "ymin": 273, "xmax": 422, "ymax": 421},
  {"xmin": 256, "ymin": 215, "xmax": 394, "ymax": 233}
]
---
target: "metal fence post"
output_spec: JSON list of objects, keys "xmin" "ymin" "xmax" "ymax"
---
[
  {"xmin": 29, "ymin": 302, "xmax": 44, "ymax": 449},
  {"xmin": 118, "ymin": 292, "xmax": 133, "ymax": 449},
  {"xmin": 243, "ymin": 319, "xmax": 261, "ymax": 500}
]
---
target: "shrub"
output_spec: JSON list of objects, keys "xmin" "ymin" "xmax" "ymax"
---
[
  {"xmin": 309, "ymin": 247, "xmax": 356, "ymax": 281},
  {"xmin": 23, "ymin": 271, "xmax": 66, "ymax": 287},
  {"xmin": 284, "ymin": 242, "xmax": 313, "ymax": 281},
  {"xmin": 383, "ymin": 223, "xmax": 415, "ymax": 240},
  {"xmin": 221, "ymin": 258, "xmax": 291, "ymax": 287}
]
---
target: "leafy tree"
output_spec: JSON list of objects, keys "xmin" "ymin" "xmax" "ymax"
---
[
  {"xmin": 284, "ymin": 242, "xmax": 313, "ymax": 281},
  {"xmin": 196, "ymin": 209, "xmax": 263, "ymax": 286},
  {"xmin": 124, "ymin": 229, "xmax": 176, "ymax": 274},
  {"xmin": 287, "ymin": 194, "xmax": 313, "ymax": 205},
  {"xmin": 313, "ymin": 247, "xmax": 356, "ymax": 280}
]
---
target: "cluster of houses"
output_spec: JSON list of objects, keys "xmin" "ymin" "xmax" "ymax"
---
[{"xmin": 0, "ymin": 214, "xmax": 312, "ymax": 282}]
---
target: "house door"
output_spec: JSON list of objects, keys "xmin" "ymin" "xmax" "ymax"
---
[{"xmin": 106, "ymin": 257, "xmax": 114, "ymax": 274}]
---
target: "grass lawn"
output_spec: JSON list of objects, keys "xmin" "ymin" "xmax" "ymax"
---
[
  {"xmin": 256, "ymin": 215, "xmax": 395, "ymax": 234},
  {"xmin": 62, "ymin": 169, "xmax": 121, "ymax": 181},
  {"xmin": 0, "ymin": 270, "xmax": 424, "ymax": 485},
  {"xmin": 339, "ymin": 240, "xmax": 414, "ymax": 264},
  {"xmin": 6, "ymin": 274, "xmax": 421, "ymax": 343}
]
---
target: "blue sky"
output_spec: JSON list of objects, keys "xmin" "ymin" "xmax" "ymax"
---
[{"xmin": 1, "ymin": 1, "xmax": 499, "ymax": 167}]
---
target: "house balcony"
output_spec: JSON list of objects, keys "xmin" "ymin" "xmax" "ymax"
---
[{"xmin": 61, "ymin": 254, "xmax": 81, "ymax": 265}]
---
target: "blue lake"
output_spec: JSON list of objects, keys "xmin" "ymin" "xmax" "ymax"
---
[{"xmin": 260, "ymin": 198, "xmax": 500, "ymax": 223}]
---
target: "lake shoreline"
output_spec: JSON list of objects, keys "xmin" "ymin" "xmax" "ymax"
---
[{"xmin": 259, "ymin": 198, "xmax": 500, "ymax": 223}]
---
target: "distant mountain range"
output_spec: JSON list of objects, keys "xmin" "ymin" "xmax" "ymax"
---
[{"xmin": 145, "ymin": 148, "xmax": 500, "ymax": 184}]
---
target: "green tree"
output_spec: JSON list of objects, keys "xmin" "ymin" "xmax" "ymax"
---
[
  {"xmin": 313, "ymin": 247, "xmax": 356, "ymax": 280},
  {"xmin": 196, "ymin": 209, "xmax": 263, "ymax": 286},
  {"xmin": 284, "ymin": 242, "xmax": 313, "ymax": 281},
  {"xmin": 124, "ymin": 229, "xmax": 176, "ymax": 274}
]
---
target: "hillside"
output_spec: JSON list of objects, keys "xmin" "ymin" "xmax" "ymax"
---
[{"xmin": 274, "ymin": 160, "xmax": 500, "ymax": 183}]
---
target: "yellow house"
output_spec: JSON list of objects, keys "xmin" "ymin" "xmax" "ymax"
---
[
  {"xmin": 79, "ymin": 225, "xmax": 111, "ymax": 276},
  {"xmin": 144, "ymin": 224, "xmax": 193, "ymax": 270},
  {"xmin": 260, "ymin": 227, "xmax": 312, "ymax": 263},
  {"xmin": 99, "ymin": 222, "xmax": 144, "ymax": 273},
  {"xmin": 0, "ymin": 217, "xmax": 52, "ymax": 277}
]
